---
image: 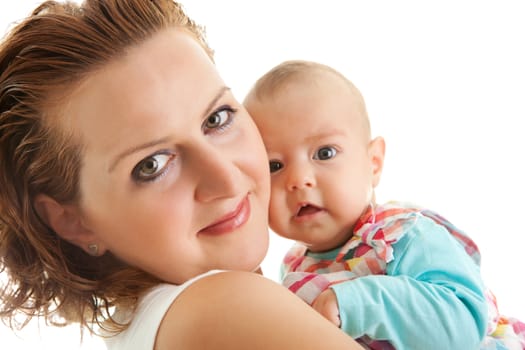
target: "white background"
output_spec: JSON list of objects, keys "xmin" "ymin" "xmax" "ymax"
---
[{"xmin": 1, "ymin": 1, "xmax": 524, "ymax": 348}]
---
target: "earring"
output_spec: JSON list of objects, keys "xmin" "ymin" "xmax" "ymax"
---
[{"xmin": 87, "ymin": 244, "xmax": 99, "ymax": 256}]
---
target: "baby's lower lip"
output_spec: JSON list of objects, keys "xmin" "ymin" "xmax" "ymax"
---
[
  {"xmin": 199, "ymin": 196, "xmax": 251, "ymax": 236},
  {"xmin": 293, "ymin": 206, "xmax": 324, "ymax": 222}
]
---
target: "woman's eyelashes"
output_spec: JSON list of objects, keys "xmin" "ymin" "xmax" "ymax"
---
[
  {"xmin": 129, "ymin": 105, "xmax": 238, "ymax": 183},
  {"xmin": 131, "ymin": 151, "xmax": 175, "ymax": 183},
  {"xmin": 202, "ymin": 105, "xmax": 237, "ymax": 134}
]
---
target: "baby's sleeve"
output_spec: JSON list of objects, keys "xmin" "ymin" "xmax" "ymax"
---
[{"xmin": 332, "ymin": 216, "xmax": 487, "ymax": 349}]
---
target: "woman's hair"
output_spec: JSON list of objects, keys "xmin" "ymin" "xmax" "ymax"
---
[{"xmin": 0, "ymin": 0, "xmax": 212, "ymax": 333}]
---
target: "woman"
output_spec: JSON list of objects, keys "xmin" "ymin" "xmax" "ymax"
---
[{"xmin": 0, "ymin": 0, "xmax": 363, "ymax": 349}]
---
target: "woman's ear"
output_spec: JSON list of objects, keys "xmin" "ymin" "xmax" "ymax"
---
[
  {"xmin": 368, "ymin": 136, "xmax": 386, "ymax": 188},
  {"xmin": 34, "ymin": 194, "xmax": 100, "ymax": 254}
]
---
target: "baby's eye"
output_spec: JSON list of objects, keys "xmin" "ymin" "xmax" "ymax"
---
[
  {"xmin": 132, "ymin": 153, "xmax": 174, "ymax": 182},
  {"xmin": 269, "ymin": 160, "xmax": 284, "ymax": 173},
  {"xmin": 203, "ymin": 106, "xmax": 235, "ymax": 133},
  {"xmin": 314, "ymin": 146, "xmax": 337, "ymax": 160}
]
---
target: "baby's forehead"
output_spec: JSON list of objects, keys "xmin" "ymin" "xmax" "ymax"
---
[
  {"xmin": 277, "ymin": 72, "xmax": 363, "ymax": 111},
  {"xmin": 247, "ymin": 64, "xmax": 372, "ymax": 140},
  {"xmin": 272, "ymin": 69, "xmax": 350, "ymax": 93},
  {"xmin": 258, "ymin": 107, "xmax": 368, "ymax": 146},
  {"xmin": 280, "ymin": 74, "xmax": 368, "ymax": 121}
]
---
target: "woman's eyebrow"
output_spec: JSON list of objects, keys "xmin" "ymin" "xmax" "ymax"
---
[
  {"xmin": 107, "ymin": 86, "xmax": 231, "ymax": 173},
  {"xmin": 201, "ymin": 86, "xmax": 230, "ymax": 118},
  {"xmin": 108, "ymin": 137, "xmax": 170, "ymax": 173}
]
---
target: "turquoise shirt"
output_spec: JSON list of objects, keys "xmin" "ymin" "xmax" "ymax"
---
[{"xmin": 293, "ymin": 216, "xmax": 488, "ymax": 349}]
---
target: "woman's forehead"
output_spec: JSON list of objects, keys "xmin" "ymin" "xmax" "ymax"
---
[{"xmin": 59, "ymin": 28, "xmax": 222, "ymax": 158}]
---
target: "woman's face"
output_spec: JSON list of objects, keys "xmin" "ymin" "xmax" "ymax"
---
[{"xmin": 60, "ymin": 28, "xmax": 270, "ymax": 284}]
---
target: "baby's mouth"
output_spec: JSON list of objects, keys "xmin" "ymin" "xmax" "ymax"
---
[{"xmin": 296, "ymin": 203, "xmax": 323, "ymax": 217}]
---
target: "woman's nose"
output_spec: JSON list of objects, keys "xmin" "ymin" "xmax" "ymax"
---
[
  {"xmin": 285, "ymin": 161, "xmax": 316, "ymax": 191},
  {"xmin": 192, "ymin": 145, "xmax": 243, "ymax": 202}
]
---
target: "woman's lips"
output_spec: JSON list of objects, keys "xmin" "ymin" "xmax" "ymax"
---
[{"xmin": 199, "ymin": 195, "xmax": 251, "ymax": 236}]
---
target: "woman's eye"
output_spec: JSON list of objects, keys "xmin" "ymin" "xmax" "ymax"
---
[
  {"xmin": 132, "ymin": 153, "xmax": 174, "ymax": 182},
  {"xmin": 314, "ymin": 146, "xmax": 337, "ymax": 160},
  {"xmin": 269, "ymin": 160, "xmax": 283, "ymax": 173},
  {"xmin": 203, "ymin": 106, "xmax": 236, "ymax": 133}
]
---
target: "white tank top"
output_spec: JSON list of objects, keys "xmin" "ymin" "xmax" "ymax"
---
[{"xmin": 104, "ymin": 270, "xmax": 221, "ymax": 350}]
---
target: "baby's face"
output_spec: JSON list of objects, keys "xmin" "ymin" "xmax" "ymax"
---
[{"xmin": 246, "ymin": 75, "xmax": 384, "ymax": 252}]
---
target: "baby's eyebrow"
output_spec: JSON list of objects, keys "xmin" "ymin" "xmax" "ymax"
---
[{"xmin": 305, "ymin": 129, "xmax": 346, "ymax": 142}]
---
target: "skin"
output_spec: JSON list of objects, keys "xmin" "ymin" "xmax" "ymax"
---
[
  {"xmin": 36, "ymin": 29, "xmax": 364, "ymax": 349},
  {"xmin": 159, "ymin": 271, "xmax": 364, "ymax": 349},
  {"xmin": 245, "ymin": 71, "xmax": 385, "ymax": 326},
  {"xmin": 38, "ymin": 28, "xmax": 270, "ymax": 285}
]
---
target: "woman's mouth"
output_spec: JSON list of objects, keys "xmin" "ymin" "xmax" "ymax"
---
[{"xmin": 199, "ymin": 195, "xmax": 251, "ymax": 236}]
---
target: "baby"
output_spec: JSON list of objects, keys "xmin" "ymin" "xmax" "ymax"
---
[{"xmin": 244, "ymin": 60, "xmax": 525, "ymax": 349}]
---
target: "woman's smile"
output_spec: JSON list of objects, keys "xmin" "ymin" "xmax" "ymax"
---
[{"xmin": 199, "ymin": 194, "xmax": 251, "ymax": 236}]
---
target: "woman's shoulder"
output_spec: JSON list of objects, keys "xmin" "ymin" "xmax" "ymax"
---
[
  {"xmin": 155, "ymin": 271, "xmax": 277, "ymax": 348},
  {"xmin": 105, "ymin": 270, "xmax": 222, "ymax": 350},
  {"xmin": 155, "ymin": 271, "xmax": 363, "ymax": 350}
]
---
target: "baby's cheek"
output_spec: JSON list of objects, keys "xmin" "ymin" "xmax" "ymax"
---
[
  {"xmin": 268, "ymin": 196, "xmax": 279, "ymax": 226},
  {"xmin": 268, "ymin": 187, "xmax": 283, "ymax": 212},
  {"xmin": 268, "ymin": 194, "xmax": 287, "ymax": 235}
]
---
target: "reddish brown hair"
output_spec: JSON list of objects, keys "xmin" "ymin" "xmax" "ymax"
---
[{"xmin": 0, "ymin": 0, "xmax": 211, "ymax": 333}]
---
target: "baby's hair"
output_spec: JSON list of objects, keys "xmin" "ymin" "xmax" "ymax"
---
[
  {"xmin": 0, "ymin": 0, "xmax": 210, "ymax": 334},
  {"xmin": 245, "ymin": 60, "xmax": 371, "ymax": 138}
]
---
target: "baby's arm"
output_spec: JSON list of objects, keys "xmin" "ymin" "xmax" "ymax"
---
[
  {"xmin": 311, "ymin": 288, "xmax": 341, "ymax": 327},
  {"xmin": 332, "ymin": 216, "xmax": 488, "ymax": 349},
  {"xmin": 155, "ymin": 271, "xmax": 364, "ymax": 350}
]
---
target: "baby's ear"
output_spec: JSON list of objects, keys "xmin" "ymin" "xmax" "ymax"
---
[
  {"xmin": 368, "ymin": 136, "xmax": 386, "ymax": 187},
  {"xmin": 34, "ymin": 194, "xmax": 96, "ymax": 249}
]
